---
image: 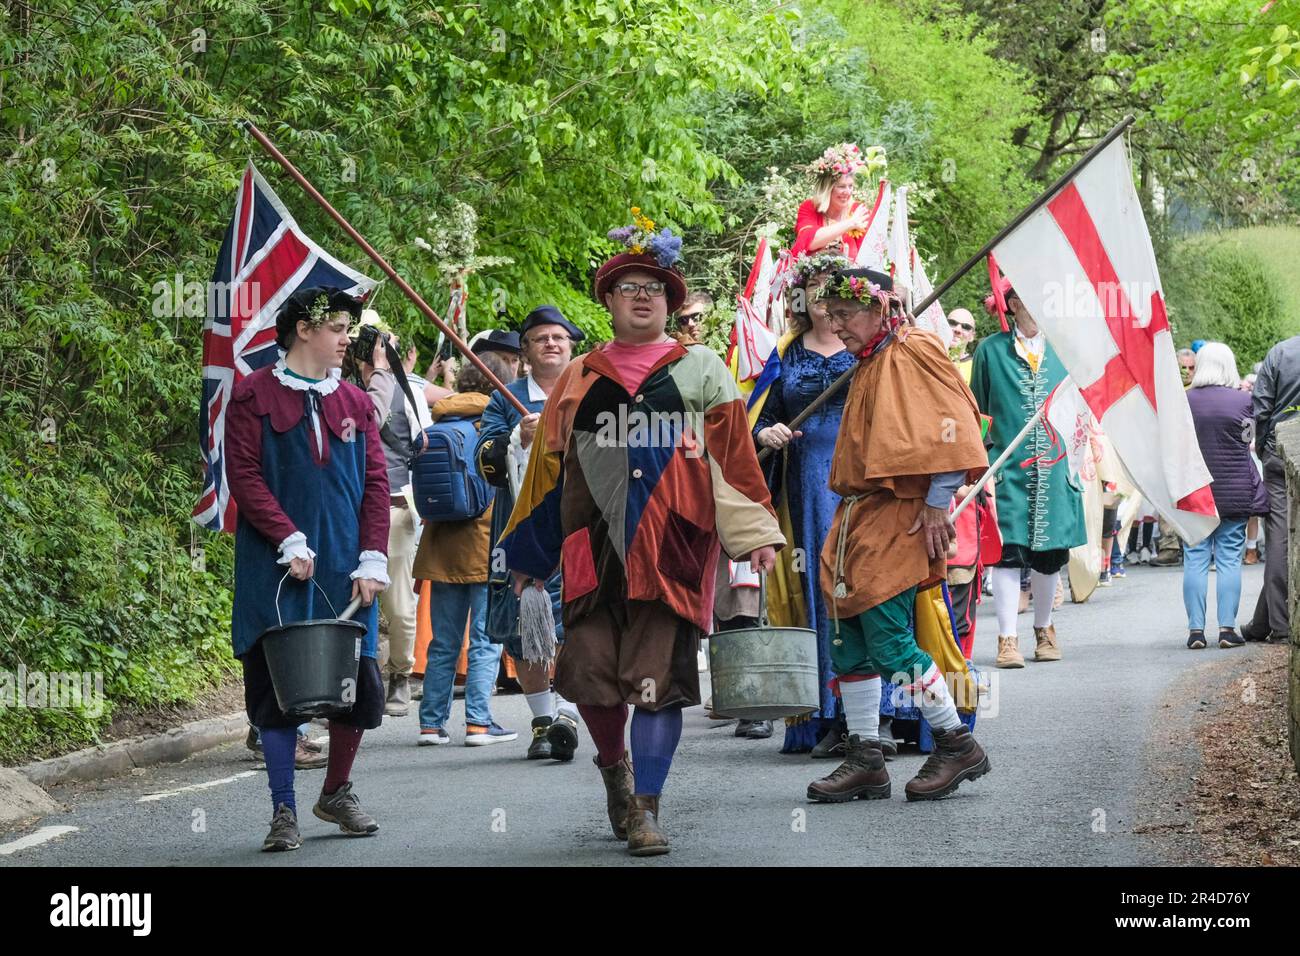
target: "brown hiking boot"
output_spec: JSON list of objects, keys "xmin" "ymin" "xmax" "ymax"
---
[
  {"xmin": 904, "ymin": 725, "xmax": 990, "ymax": 801},
  {"xmin": 995, "ymin": 635, "xmax": 1024, "ymax": 669},
  {"xmin": 1033, "ymin": 624, "xmax": 1061, "ymax": 661},
  {"xmin": 806, "ymin": 735, "xmax": 891, "ymax": 803},
  {"xmin": 594, "ymin": 753, "xmax": 634, "ymax": 840},
  {"xmin": 626, "ymin": 794, "xmax": 670, "ymax": 856}
]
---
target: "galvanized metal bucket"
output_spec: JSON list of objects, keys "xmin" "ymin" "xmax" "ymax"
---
[{"xmin": 707, "ymin": 574, "xmax": 819, "ymax": 720}]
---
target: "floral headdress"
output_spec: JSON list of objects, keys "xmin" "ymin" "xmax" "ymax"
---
[
  {"xmin": 810, "ymin": 143, "xmax": 864, "ymax": 177},
  {"xmin": 606, "ymin": 207, "xmax": 683, "ymax": 268},
  {"xmin": 808, "ymin": 143, "xmax": 888, "ymax": 180},
  {"xmin": 817, "ymin": 271, "xmax": 901, "ymax": 311},
  {"xmin": 783, "ymin": 250, "xmax": 851, "ymax": 292}
]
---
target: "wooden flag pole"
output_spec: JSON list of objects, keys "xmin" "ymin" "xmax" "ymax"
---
[
  {"xmin": 758, "ymin": 113, "xmax": 1135, "ymax": 463},
  {"xmin": 241, "ymin": 120, "xmax": 529, "ymax": 416}
]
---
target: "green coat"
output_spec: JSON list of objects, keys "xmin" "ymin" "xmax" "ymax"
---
[{"xmin": 969, "ymin": 331, "xmax": 1086, "ymax": 554}]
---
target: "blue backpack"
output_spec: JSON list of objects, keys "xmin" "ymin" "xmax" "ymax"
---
[{"xmin": 411, "ymin": 417, "xmax": 493, "ymax": 522}]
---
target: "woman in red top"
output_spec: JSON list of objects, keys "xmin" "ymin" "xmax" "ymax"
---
[{"xmin": 791, "ymin": 143, "xmax": 872, "ymax": 260}]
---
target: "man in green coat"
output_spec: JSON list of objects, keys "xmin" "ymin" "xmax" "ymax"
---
[{"xmin": 970, "ymin": 280, "xmax": 1085, "ymax": 668}]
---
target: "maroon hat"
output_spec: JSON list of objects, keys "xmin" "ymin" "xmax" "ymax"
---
[{"xmin": 593, "ymin": 252, "xmax": 688, "ymax": 314}]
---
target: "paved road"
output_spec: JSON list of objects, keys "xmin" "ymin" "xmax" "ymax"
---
[{"xmin": 1, "ymin": 563, "xmax": 1270, "ymax": 866}]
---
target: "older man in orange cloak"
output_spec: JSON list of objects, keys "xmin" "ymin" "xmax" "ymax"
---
[{"xmin": 805, "ymin": 268, "xmax": 993, "ymax": 805}]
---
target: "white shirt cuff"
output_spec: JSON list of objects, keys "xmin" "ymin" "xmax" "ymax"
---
[
  {"xmin": 351, "ymin": 550, "xmax": 391, "ymax": 586},
  {"xmin": 277, "ymin": 532, "xmax": 315, "ymax": 565}
]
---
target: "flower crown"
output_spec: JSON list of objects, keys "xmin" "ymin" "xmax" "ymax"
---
[
  {"xmin": 810, "ymin": 143, "xmax": 864, "ymax": 177},
  {"xmin": 784, "ymin": 250, "xmax": 851, "ymax": 292},
  {"xmin": 817, "ymin": 272, "xmax": 897, "ymax": 308},
  {"xmin": 809, "ymin": 143, "xmax": 888, "ymax": 180},
  {"xmin": 607, "ymin": 207, "xmax": 682, "ymax": 268}
]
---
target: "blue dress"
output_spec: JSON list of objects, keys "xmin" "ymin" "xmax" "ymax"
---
[{"xmin": 754, "ymin": 337, "xmax": 858, "ymax": 752}]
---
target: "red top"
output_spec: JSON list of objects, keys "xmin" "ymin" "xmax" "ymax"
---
[{"xmin": 791, "ymin": 198, "xmax": 866, "ymax": 260}]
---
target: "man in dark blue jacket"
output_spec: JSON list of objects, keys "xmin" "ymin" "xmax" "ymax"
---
[
  {"xmin": 1242, "ymin": 334, "xmax": 1300, "ymax": 642},
  {"xmin": 476, "ymin": 305, "xmax": 587, "ymax": 758}
]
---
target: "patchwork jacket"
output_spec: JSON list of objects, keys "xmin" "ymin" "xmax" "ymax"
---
[{"xmin": 500, "ymin": 341, "xmax": 784, "ymax": 632}]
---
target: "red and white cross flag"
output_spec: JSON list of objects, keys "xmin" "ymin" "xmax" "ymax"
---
[{"xmin": 990, "ymin": 136, "xmax": 1219, "ymax": 545}]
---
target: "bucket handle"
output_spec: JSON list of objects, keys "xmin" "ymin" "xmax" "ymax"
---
[
  {"xmin": 758, "ymin": 571, "xmax": 769, "ymax": 628},
  {"xmin": 275, "ymin": 571, "xmax": 363, "ymax": 626}
]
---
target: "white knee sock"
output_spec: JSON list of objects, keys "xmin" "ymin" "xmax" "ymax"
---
[
  {"xmin": 839, "ymin": 677, "xmax": 881, "ymax": 742},
  {"xmin": 524, "ymin": 691, "xmax": 556, "ymax": 720},
  {"xmin": 991, "ymin": 566, "xmax": 1021, "ymax": 636},
  {"xmin": 1030, "ymin": 571, "xmax": 1058, "ymax": 628},
  {"xmin": 553, "ymin": 690, "xmax": 579, "ymax": 723},
  {"xmin": 914, "ymin": 664, "xmax": 961, "ymax": 732}
]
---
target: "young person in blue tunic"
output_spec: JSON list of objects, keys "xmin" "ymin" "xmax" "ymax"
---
[{"xmin": 225, "ymin": 286, "xmax": 391, "ymax": 852}]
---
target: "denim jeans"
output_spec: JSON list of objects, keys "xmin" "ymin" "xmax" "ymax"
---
[
  {"xmin": 1182, "ymin": 518, "xmax": 1248, "ymax": 632},
  {"xmin": 420, "ymin": 581, "xmax": 501, "ymax": 730}
]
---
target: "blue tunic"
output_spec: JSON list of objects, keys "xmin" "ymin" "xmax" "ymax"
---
[
  {"xmin": 230, "ymin": 395, "xmax": 381, "ymax": 659},
  {"xmin": 754, "ymin": 337, "xmax": 856, "ymax": 750}
]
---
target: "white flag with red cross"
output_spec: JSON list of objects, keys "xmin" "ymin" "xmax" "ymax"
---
[{"xmin": 990, "ymin": 136, "xmax": 1219, "ymax": 545}]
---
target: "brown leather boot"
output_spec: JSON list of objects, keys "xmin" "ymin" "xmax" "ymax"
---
[
  {"xmin": 1033, "ymin": 624, "xmax": 1061, "ymax": 661},
  {"xmin": 594, "ymin": 753, "xmax": 634, "ymax": 840},
  {"xmin": 904, "ymin": 725, "xmax": 990, "ymax": 801},
  {"xmin": 806, "ymin": 735, "xmax": 891, "ymax": 802},
  {"xmin": 626, "ymin": 794, "xmax": 670, "ymax": 856}
]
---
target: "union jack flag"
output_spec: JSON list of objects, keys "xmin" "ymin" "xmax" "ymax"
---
[{"xmin": 193, "ymin": 160, "xmax": 376, "ymax": 532}]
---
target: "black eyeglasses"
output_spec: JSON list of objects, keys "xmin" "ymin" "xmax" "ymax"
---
[
  {"xmin": 949, "ymin": 320, "xmax": 975, "ymax": 332},
  {"xmin": 615, "ymin": 281, "xmax": 667, "ymax": 299}
]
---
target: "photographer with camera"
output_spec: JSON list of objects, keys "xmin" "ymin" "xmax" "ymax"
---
[{"xmin": 348, "ymin": 310, "xmax": 433, "ymax": 718}]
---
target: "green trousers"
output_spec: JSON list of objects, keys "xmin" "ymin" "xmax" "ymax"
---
[{"xmin": 829, "ymin": 586, "xmax": 934, "ymax": 683}]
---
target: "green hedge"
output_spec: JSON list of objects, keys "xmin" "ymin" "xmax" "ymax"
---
[{"xmin": 1163, "ymin": 236, "xmax": 1289, "ymax": 370}]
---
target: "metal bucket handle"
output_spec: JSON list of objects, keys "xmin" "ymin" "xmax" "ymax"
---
[
  {"xmin": 274, "ymin": 571, "xmax": 362, "ymax": 626},
  {"xmin": 758, "ymin": 571, "xmax": 769, "ymax": 628}
]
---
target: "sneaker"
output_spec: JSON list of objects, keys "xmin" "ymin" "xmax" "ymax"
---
[
  {"xmin": 312, "ymin": 781, "xmax": 379, "ymax": 836},
  {"xmin": 1139, "ymin": 547, "xmax": 1153, "ymax": 564},
  {"xmin": 418, "ymin": 727, "xmax": 451, "ymax": 746},
  {"xmin": 262, "ymin": 803, "xmax": 301, "ymax": 852},
  {"xmin": 527, "ymin": 716, "xmax": 553, "ymax": 760},
  {"xmin": 465, "ymin": 721, "xmax": 517, "ymax": 746},
  {"xmin": 546, "ymin": 712, "xmax": 580, "ymax": 761},
  {"xmin": 1218, "ymin": 629, "xmax": 1245, "ymax": 648},
  {"xmin": 735, "ymin": 719, "xmax": 756, "ymax": 738},
  {"xmin": 295, "ymin": 736, "xmax": 328, "ymax": 770},
  {"xmin": 384, "ymin": 677, "xmax": 410, "ymax": 718},
  {"xmin": 1111, "ymin": 565, "xmax": 1127, "ymax": 579},
  {"xmin": 1187, "ymin": 630, "xmax": 1207, "ymax": 650},
  {"xmin": 1097, "ymin": 570, "xmax": 1112, "ymax": 587},
  {"xmin": 1124, "ymin": 550, "xmax": 1140, "ymax": 566}
]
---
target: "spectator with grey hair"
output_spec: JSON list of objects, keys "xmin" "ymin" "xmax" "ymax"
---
[
  {"xmin": 1176, "ymin": 347, "xmax": 1196, "ymax": 388},
  {"xmin": 1182, "ymin": 343, "xmax": 1267, "ymax": 649}
]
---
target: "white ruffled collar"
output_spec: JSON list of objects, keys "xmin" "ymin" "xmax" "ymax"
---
[{"xmin": 273, "ymin": 357, "xmax": 341, "ymax": 396}]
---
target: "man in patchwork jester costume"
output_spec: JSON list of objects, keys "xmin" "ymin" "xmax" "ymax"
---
[{"xmin": 499, "ymin": 211, "xmax": 785, "ymax": 855}]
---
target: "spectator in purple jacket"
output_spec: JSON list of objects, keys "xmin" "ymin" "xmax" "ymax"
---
[{"xmin": 1182, "ymin": 343, "xmax": 1268, "ymax": 650}]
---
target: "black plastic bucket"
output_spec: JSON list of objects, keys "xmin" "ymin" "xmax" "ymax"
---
[{"xmin": 259, "ymin": 575, "xmax": 365, "ymax": 720}]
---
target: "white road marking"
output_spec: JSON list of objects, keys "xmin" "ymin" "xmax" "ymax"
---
[
  {"xmin": 138, "ymin": 770, "xmax": 258, "ymax": 803},
  {"xmin": 0, "ymin": 825, "xmax": 79, "ymax": 856}
]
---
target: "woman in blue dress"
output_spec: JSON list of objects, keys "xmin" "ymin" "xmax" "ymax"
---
[{"xmin": 753, "ymin": 252, "xmax": 903, "ymax": 756}]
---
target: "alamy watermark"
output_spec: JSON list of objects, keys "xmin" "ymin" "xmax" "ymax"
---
[
  {"xmin": 0, "ymin": 666, "xmax": 106, "ymax": 717},
  {"xmin": 593, "ymin": 407, "xmax": 706, "ymax": 459}
]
